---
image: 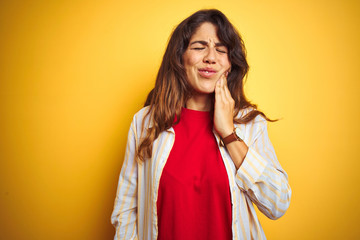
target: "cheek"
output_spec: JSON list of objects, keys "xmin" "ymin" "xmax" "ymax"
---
[
  {"xmin": 222, "ymin": 57, "xmax": 231, "ymax": 69},
  {"xmin": 184, "ymin": 53, "xmax": 200, "ymax": 68}
]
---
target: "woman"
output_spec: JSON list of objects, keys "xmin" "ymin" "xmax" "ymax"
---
[{"xmin": 111, "ymin": 9, "xmax": 291, "ymax": 240}]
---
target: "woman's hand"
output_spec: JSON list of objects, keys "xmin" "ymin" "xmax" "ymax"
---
[{"xmin": 214, "ymin": 72, "xmax": 235, "ymax": 138}]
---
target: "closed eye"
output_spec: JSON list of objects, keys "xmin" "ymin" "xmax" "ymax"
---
[
  {"xmin": 216, "ymin": 49, "xmax": 227, "ymax": 53},
  {"xmin": 191, "ymin": 47, "xmax": 205, "ymax": 50}
]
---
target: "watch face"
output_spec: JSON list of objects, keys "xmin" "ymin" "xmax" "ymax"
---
[{"xmin": 235, "ymin": 128, "xmax": 243, "ymax": 140}]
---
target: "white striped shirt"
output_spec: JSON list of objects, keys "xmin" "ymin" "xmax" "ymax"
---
[{"xmin": 111, "ymin": 106, "xmax": 291, "ymax": 240}]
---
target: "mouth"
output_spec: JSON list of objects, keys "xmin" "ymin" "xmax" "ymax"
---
[{"xmin": 198, "ymin": 68, "xmax": 217, "ymax": 78}]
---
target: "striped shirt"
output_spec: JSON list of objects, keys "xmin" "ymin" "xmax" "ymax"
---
[{"xmin": 111, "ymin": 106, "xmax": 291, "ymax": 240}]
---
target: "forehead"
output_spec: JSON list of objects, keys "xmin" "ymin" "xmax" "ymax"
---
[{"xmin": 190, "ymin": 22, "xmax": 220, "ymax": 42}]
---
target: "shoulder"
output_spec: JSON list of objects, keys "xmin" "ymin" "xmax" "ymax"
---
[
  {"xmin": 236, "ymin": 107, "xmax": 267, "ymax": 125},
  {"xmin": 130, "ymin": 106, "xmax": 152, "ymax": 134},
  {"xmin": 235, "ymin": 107, "xmax": 268, "ymax": 144},
  {"xmin": 132, "ymin": 106, "xmax": 151, "ymax": 123}
]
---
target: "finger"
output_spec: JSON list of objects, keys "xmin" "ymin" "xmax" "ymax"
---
[
  {"xmin": 214, "ymin": 78, "xmax": 222, "ymax": 104},
  {"xmin": 215, "ymin": 78, "xmax": 221, "ymax": 95},
  {"xmin": 220, "ymin": 75, "xmax": 229, "ymax": 101},
  {"xmin": 219, "ymin": 77, "xmax": 228, "ymax": 104},
  {"xmin": 215, "ymin": 77, "xmax": 225, "ymax": 104},
  {"xmin": 221, "ymin": 79, "xmax": 235, "ymax": 115},
  {"xmin": 223, "ymin": 77, "xmax": 232, "ymax": 101}
]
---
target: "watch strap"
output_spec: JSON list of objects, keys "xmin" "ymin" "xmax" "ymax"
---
[{"xmin": 222, "ymin": 129, "xmax": 242, "ymax": 145}]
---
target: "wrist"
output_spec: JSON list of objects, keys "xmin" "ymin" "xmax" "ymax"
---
[
  {"xmin": 222, "ymin": 127, "xmax": 244, "ymax": 145},
  {"xmin": 220, "ymin": 127, "xmax": 234, "ymax": 139}
]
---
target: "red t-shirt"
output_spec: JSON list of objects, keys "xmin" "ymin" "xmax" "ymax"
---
[{"xmin": 157, "ymin": 108, "xmax": 232, "ymax": 240}]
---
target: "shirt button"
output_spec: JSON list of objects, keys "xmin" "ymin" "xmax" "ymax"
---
[
  {"xmin": 232, "ymin": 186, "xmax": 236, "ymax": 191},
  {"xmin": 234, "ymin": 220, "xmax": 238, "ymax": 224}
]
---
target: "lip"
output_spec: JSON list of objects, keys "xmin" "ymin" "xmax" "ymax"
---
[{"xmin": 198, "ymin": 67, "xmax": 217, "ymax": 78}]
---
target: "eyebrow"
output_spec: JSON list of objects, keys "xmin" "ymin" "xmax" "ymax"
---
[{"xmin": 190, "ymin": 40, "xmax": 226, "ymax": 47}]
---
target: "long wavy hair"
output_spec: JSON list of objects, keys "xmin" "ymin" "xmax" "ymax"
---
[{"xmin": 137, "ymin": 9, "xmax": 275, "ymax": 161}]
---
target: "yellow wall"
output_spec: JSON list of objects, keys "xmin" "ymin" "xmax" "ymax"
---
[{"xmin": 1, "ymin": 0, "xmax": 359, "ymax": 239}]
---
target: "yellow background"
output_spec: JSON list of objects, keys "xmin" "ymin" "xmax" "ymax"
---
[{"xmin": 1, "ymin": 0, "xmax": 359, "ymax": 239}]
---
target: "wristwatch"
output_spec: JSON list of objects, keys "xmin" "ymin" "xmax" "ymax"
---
[{"xmin": 222, "ymin": 127, "xmax": 244, "ymax": 145}]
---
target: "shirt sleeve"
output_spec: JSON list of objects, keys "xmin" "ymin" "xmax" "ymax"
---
[
  {"xmin": 111, "ymin": 118, "xmax": 139, "ymax": 240},
  {"xmin": 235, "ymin": 119, "xmax": 292, "ymax": 219}
]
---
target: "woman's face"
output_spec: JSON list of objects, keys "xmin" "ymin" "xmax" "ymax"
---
[{"xmin": 182, "ymin": 22, "xmax": 231, "ymax": 94}]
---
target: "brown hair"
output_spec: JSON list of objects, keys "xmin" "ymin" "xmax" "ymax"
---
[{"xmin": 138, "ymin": 9, "xmax": 275, "ymax": 161}]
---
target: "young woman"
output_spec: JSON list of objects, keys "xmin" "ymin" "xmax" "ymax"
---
[{"xmin": 111, "ymin": 9, "xmax": 291, "ymax": 240}]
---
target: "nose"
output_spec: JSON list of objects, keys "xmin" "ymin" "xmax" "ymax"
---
[{"xmin": 203, "ymin": 48, "xmax": 216, "ymax": 64}]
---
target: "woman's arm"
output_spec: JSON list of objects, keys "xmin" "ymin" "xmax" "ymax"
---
[
  {"xmin": 214, "ymin": 75, "xmax": 291, "ymax": 220},
  {"xmin": 224, "ymin": 138, "xmax": 248, "ymax": 169},
  {"xmin": 234, "ymin": 120, "xmax": 291, "ymax": 219},
  {"xmin": 111, "ymin": 119, "xmax": 139, "ymax": 240}
]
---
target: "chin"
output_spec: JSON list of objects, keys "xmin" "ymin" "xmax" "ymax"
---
[
  {"xmin": 195, "ymin": 87, "xmax": 215, "ymax": 94},
  {"xmin": 198, "ymin": 82, "xmax": 216, "ymax": 94}
]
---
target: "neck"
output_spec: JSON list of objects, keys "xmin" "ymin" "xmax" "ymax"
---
[{"xmin": 186, "ymin": 93, "xmax": 213, "ymax": 111}]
